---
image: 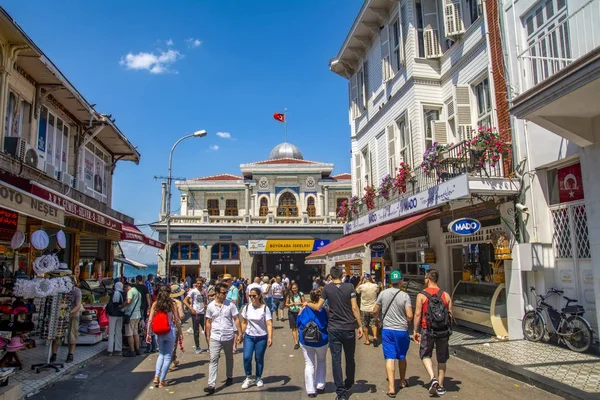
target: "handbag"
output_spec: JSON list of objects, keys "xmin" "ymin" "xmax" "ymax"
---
[
  {"xmin": 378, "ymin": 289, "xmax": 401, "ymax": 329},
  {"xmin": 123, "ymin": 293, "xmax": 139, "ymax": 325}
]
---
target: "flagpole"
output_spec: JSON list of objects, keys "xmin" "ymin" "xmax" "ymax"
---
[{"xmin": 284, "ymin": 108, "xmax": 288, "ymax": 142}]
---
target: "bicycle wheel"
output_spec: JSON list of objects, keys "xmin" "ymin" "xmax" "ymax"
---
[
  {"xmin": 522, "ymin": 311, "xmax": 544, "ymax": 342},
  {"xmin": 563, "ymin": 316, "xmax": 593, "ymax": 353}
]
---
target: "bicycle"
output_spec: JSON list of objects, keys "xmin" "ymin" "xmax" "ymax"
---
[{"xmin": 522, "ymin": 286, "xmax": 593, "ymax": 352}]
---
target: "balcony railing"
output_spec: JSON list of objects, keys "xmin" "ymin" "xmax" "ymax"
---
[
  {"xmin": 168, "ymin": 214, "xmax": 343, "ymax": 226},
  {"xmin": 518, "ymin": 0, "xmax": 600, "ymax": 91},
  {"xmin": 349, "ymin": 140, "xmax": 506, "ymax": 221}
]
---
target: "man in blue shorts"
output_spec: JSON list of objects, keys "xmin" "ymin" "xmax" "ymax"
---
[{"xmin": 373, "ymin": 270, "xmax": 413, "ymax": 398}]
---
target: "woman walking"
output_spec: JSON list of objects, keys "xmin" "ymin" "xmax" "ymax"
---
[
  {"xmin": 297, "ymin": 289, "xmax": 328, "ymax": 398},
  {"xmin": 107, "ymin": 281, "xmax": 124, "ymax": 355},
  {"xmin": 147, "ymin": 286, "xmax": 182, "ymax": 388},
  {"xmin": 239, "ymin": 287, "xmax": 273, "ymax": 389},
  {"xmin": 286, "ymin": 283, "xmax": 305, "ymax": 350},
  {"xmin": 262, "ymin": 277, "xmax": 273, "ymax": 313}
]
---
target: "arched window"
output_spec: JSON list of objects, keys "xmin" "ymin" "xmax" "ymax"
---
[
  {"xmin": 259, "ymin": 197, "xmax": 269, "ymax": 216},
  {"xmin": 307, "ymin": 196, "xmax": 316, "ymax": 217},
  {"xmin": 277, "ymin": 193, "xmax": 298, "ymax": 217},
  {"xmin": 207, "ymin": 199, "xmax": 219, "ymax": 216},
  {"xmin": 336, "ymin": 198, "xmax": 348, "ymax": 215},
  {"xmin": 170, "ymin": 243, "xmax": 200, "ymax": 260}
]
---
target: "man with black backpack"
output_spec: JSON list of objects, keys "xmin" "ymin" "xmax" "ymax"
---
[{"xmin": 414, "ymin": 269, "xmax": 452, "ymax": 397}]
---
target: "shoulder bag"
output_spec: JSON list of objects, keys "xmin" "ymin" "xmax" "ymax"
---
[
  {"xmin": 378, "ymin": 289, "xmax": 401, "ymax": 329},
  {"xmin": 123, "ymin": 293, "xmax": 139, "ymax": 325}
]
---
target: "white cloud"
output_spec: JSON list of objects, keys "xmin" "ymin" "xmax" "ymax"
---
[
  {"xmin": 209, "ymin": 144, "xmax": 219, "ymax": 151},
  {"xmin": 119, "ymin": 49, "xmax": 183, "ymax": 74},
  {"xmin": 166, "ymin": 39, "xmax": 174, "ymax": 46},
  {"xmin": 186, "ymin": 38, "xmax": 202, "ymax": 48},
  {"xmin": 216, "ymin": 132, "xmax": 232, "ymax": 139}
]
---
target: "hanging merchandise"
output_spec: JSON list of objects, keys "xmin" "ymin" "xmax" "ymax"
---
[
  {"xmin": 13, "ymin": 276, "xmax": 74, "ymax": 298},
  {"xmin": 10, "ymin": 231, "xmax": 25, "ymax": 250},
  {"xmin": 56, "ymin": 230, "xmax": 67, "ymax": 249},
  {"xmin": 31, "ymin": 230, "xmax": 50, "ymax": 250},
  {"xmin": 33, "ymin": 254, "xmax": 60, "ymax": 275}
]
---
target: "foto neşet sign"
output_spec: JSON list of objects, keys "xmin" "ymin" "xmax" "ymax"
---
[{"xmin": 0, "ymin": 182, "xmax": 64, "ymax": 226}]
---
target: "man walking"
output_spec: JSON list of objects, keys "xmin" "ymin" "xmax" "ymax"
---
[
  {"xmin": 356, "ymin": 274, "xmax": 379, "ymax": 346},
  {"xmin": 223, "ymin": 274, "xmax": 239, "ymax": 306},
  {"xmin": 306, "ymin": 266, "xmax": 363, "ymax": 400},
  {"xmin": 414, "ymin": 269, "xmax": 452, "ymax": 397},
  {"xmin": 204, "ymin": 283, "xmax": 243, "ymax": 395},
  {"xmin": 121, "ymin": 282, "xmax": 142, "ymax": 357},
  {"xmin": 184, "ymin": 278, "xmax": 208, "ymax": 354},
  {"xmin": 373, "ymin": 271, "xmax": 413, "ymax": 397}
]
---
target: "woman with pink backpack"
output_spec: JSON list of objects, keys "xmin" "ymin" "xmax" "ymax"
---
[{"xmin": 146, "ymin": 285, "xmax": 182, "ymax": 387}]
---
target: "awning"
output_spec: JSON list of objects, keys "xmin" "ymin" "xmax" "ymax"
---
[
  {"xmin": 307, "ymin": 210, "xmax": 438, "ymax": 259},
  {"xmin": 114, "ymin": 257, "xmax": 147, "ymax": 270},
  {"xmin": 121, "ymin": 223, "xmax": 165, "ymax": 250}
]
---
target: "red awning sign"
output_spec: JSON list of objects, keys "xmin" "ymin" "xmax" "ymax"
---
[
  {"xmin": 121, "ymin": 223, "xmax": 165, "ymax": 250},
  {"xmin": 31, "ymin": 183, "xmax": 121, "ymax": 231}
]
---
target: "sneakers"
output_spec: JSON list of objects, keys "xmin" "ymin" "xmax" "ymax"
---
[
  {"xmin": 428, "ymin": 379, "xmax": 440, "ymax": 396},
  {"xmin": 50, "ymin": 354, "xmax": 57, "ymax": 363},
  {"xmin": 294, "ymin": 344, "xmax": 300, "ymax": 350},
  {"xmin": 436, "ymin": 387, "xmax": 447, "ymax": 396},
  {"xmin": 242, "ymin": 377, "xmax": 256, "ymax": 389},
  {"xmin": 256, "ymin": 379, "xmax": 264, "ymax": 388},
  {"xmin": 65, "ymin": 354, "xmax": 74, "ymax": 363},
  {"xmin": 195, "ymin": 348, "xmax": 202, "ymax": 354},
  {"xmin": 203, "ymin": 386, "xmax": 215, "ymax": 395},
  {"xmin": 225, "ymin": 377, "xmax": 233, "ymax": 386}
]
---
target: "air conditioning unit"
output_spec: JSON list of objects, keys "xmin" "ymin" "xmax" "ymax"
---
[
  {"xmin": 62, "ymin": 172, "xmax": 74, "ymax": 187},
  {"xmin": 22, "ymin": 142, "xmax": 44, "ymax": 170},
  {"xmin": 76, "ymin": 180, "xmax": 85, "ymax": 192},
  {"xmin": 4, "ymin": 137, "xmax": 26, "ymax": 160},
  {"xmin": 45, "ymin": 163, "xmax": 56, "ymax": 180},
  {"xmin": 424, "ymin": 29, "xmax": 442, "ymax": 59}
]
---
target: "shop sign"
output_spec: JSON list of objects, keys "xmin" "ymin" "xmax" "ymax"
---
[
  {"xmin": 219, "ymin": 235, "xmax": 233, "ymax": 241},
  {"xmin": 557, "ymin": 163, "xmax": 584, "ymax": 203},
  {"xmin": 344, "ymin": 174, "xmax": 469, "ymax": 235},
  {"xmin": 170, "ymin": 259, "xmax": 201, "ymax": 266},
  {"xmin": 312, "ymin": 239, "xmax": 330, "ymax": 251},
  {"xmin": 305, "ymin": 258, "xmax": 326, "ymax": 265},
  {"xmin": 31, "ymin": 184, "xmax": 121, "ymax": 231},
  {"xmin": 329, "ymin": 251, "xmax": 365, "ymax": 263},
  {"xmin": 0, "ymin": 181, "xmax": 64, "ymax": 226},
  {"xmin": 248, "ymin": 240, "xmax": 267, "ymax": 253},
  {"xmin": 249, "ymin": 239, "xmax": 323, "ymax": 254},
  {"xmin": 211, "ymin": 259, "xmax": 240, "ymax": 265},
  {"xmin": 370, "ymin": 242, "xmax": 386, "ymax": 252},
  {"xmin": 0, "ymin": 207, "xmax": 18, "ymax": 231},
  {"xmin": 65, "ymin": 217, "xmax": 108, "ymax": 237},
  {"xmin": 448, "ymin": 218, "xmax": 481, "ymax": 236},
  {"xmin": 424, "ymin": 248, "xmax": 436, "ymax": 263}
]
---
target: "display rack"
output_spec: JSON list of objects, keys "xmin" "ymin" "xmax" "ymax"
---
[{"xmin": 31, "ymin": 293, "xmax": 71, "ymax": 373}]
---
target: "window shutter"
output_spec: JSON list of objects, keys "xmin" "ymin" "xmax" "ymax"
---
[
  {"xmin": 350, "ymin": 74, "xmax": 359, "ymax": 119},
  {"xmin": 432, "ymin": 121, "xmax": 448, "ymax": 145},
  {"xmin": 444, "ymin": 0, "xmax": 465, "ymax": 37},
  {"xmin": 381, "ymin": 25, "xmax": 392, "ymax": 82},
  {"xmin": 354, "ymin": 154, "xmax": 362, "ymax": 194},
  {"xmin": 387, "ymin": 125, "xmax": 396, "ymax": 175},
  {"xmin": 455, "ymin": 85, "xmax": 473, "ymax": 141},
  {"xmin": 397, "ymin": 10, "xmax": 405, "ymax": 65},
  {"xmin": 423, "ymin": 0, "xmax": 442, "ymax": 58}
]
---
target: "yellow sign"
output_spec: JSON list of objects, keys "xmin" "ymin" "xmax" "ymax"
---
[{"xmin": 265, "ymin": 240, "xmax": 314, "ymax": 253}]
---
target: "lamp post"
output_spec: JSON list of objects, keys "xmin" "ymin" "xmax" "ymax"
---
[{"xmin": 165, "ymin": 130, "xmax": 207, "ymax": 279}]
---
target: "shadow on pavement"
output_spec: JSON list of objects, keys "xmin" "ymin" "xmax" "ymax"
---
[
  {"xmin": 176, "ymin": 359, "xmax": 209, "ymax": 370},
  {"xmin": 444, "ymin": 376, "xmax": 462, "ymax": 392}
]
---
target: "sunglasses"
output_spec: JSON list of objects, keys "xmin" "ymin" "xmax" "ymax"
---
[
  {"xmin": 249, "ymin": 294, "xmax": 258, "ymax": 298},
  {"xmin": 223, "ymin": 279, "xmax": 231, "ymax": 282},
  {"xmin": 208, "ymin": 294, "xmax": 216, "ymax": 297}
]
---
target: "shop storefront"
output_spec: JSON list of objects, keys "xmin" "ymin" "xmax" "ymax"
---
[
  {"xmin": 210, "ymin": 243, "xmax": 240, "ymax": 279},
  {"xmin": 170, "ymin": 243, "xmax": 201, "ymax": 280}
]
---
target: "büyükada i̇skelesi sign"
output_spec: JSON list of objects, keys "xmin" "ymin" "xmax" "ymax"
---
[{"xmin": 265, "ymin": 240, "xmax": 314, "ymax": 253}]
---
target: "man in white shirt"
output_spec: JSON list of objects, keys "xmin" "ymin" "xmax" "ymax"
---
[
  {"xmin": 204, "ymin": 283, "xmax": 243, "ymax": 395},
  {"xmin": 184, "ymin": 278, "xmax": 208, "ymax": 354},
  {"xmin": 281, "ymin": 273, "xmax": 290, "ymax": 290}
]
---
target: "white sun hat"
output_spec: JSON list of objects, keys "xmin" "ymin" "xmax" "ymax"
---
[
  {"xmin": 56, "ymin": 230, "xmax": 67, "ymax": 249},
  {"xmin": 31, "ymin": 230, "xmax": 50, "ymax": 250},
  {"xmin": 10, "ymin": 231, "xmax": 25, "ymax": 250}
]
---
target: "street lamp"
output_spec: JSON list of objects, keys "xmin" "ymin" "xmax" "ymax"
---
[{"xmin": 165, "ymin": 130, "xmax": 207, "ymax": 279}]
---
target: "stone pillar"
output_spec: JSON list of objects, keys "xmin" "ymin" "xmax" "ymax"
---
[
  {"xmin": 160, "ymin": 182, "xmax": 167, "ymax": 216},
  {"xmin": 180, "ymin": 194, "xmax": 188, "ymax": 215},
  {"xmin": 324, "ymin": 186, "xmax": 330, "ymax": 217},
  {"xmin": 500, "ymin": 202, "xmax": 525, "ymax": 340},
  {"xmin": 426, "ymin": 219, "xmax": 448, "ymax": 288},
  {"xmin": 244, "ymin": 185, "xmax": 250, "ymax": 215}
]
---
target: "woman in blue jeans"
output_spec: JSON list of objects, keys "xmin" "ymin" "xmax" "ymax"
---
[
  {"xmin": 239, "ymin": 287, "xmax": 273, "ymax": 389},
  {"xmin": 146, "ymin": 285, "xmax": 182, "ymax": 388}
]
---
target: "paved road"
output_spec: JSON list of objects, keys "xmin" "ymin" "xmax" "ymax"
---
[{"xmin": 32, "ymin": 316, "xmax": 560, "ymax": 400}]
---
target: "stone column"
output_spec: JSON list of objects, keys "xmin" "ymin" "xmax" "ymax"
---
[
  {"xmin": 160, "ymin": 182, "xmax": 167, "ymax": 217},
  {"xmin": 244, "ymin": 185, "xmax": 250, "ymax": 215},
  {"xmin": 324, "ymin": 186, "xmax": 330, "ymax": 217}
]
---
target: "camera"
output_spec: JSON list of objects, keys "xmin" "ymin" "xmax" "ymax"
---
[{"xmin": 515, "ymin": 203, "xmax": 529, "ymax": 212}]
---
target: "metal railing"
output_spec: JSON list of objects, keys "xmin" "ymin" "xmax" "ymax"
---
[
  {"xmin": 349, "ymin": 140, "xmax": 505, "ymax": 221},
  {"xmin": 168, "ymin": 214, "xmax": 343, "ymax": 226},
  {"xmin": 518, "ymin": 0, "xmax": 600, "ymax": 91}
]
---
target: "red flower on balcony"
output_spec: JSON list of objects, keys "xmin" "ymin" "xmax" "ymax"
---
[
  {"xmin": 468, "ymin": 126, "xmax": 510, "ymax": 168},
  {"xmin": 362, "ymin": 185, "xmax": 377, "ymax": 210},
  {"xmin": 393, "ymin": 162, "xmax": 413, "ymax": 194},
  {"xmin": 379, "ymin": 174, "xmax": 394, "ymax": 200}
]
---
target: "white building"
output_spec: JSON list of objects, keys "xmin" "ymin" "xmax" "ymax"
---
[
  {"xmin": 501, "ymin": 0, "xmax": 600, "ymax": 333},
  {"xmin": 310, "ymin": 0, "xmax": 527, "ymax": 338},
  {"xmin": 152, "ymin": 142, "xmax": 351, "ymax": 293}
]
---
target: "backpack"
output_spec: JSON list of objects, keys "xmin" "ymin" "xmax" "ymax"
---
[
  {"xmin": 152, "ymin": 311, "xmax": 172, "ymax": 335},
  {"xmin": 422, "ymin": 290, "xmax": 451, "ymax": 338},
  {"xmin": 302, "ymin": 321, "xmax": 322, "ymax": 343}
]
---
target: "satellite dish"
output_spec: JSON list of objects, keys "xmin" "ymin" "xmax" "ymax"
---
[{"xmin": 24, "ymin": 149, "xmax": 38, "ymax": 168}]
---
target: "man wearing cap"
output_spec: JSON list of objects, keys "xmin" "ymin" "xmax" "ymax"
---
[
  {"xmin": 222, "ymin": 274, "xmax": 239, "ymax": 306},
  {"xmin": 373, "ymin": 270, "xmax": 413, "ymax": 397}
]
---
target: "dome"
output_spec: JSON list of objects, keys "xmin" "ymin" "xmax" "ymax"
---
[{"xmin": 269, "ymin": 142, "xmax": 303, "ymax": 160}]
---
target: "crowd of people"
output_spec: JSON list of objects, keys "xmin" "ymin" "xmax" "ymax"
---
[{"xmin": 104, "ymin": 267, "xmax": 452, "ymax": 399}]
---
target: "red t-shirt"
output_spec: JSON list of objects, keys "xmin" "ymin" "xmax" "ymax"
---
[{"xmin": 421, "ymin": 287, "xmax": 449, "ymax": 329}]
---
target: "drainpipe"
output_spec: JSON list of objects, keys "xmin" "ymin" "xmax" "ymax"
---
[{"xmin": 481, "ymin": 0, "xmax": 499, "ymax": 127}]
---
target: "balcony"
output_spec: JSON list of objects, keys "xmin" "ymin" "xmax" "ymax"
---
[
  {"xmin": 167, "ymin": 214, "xmax": 344, "ymax": 226},
  {"xmin": 512, "ymin": 0, "xmax": 600, "ymax": 147},
  {"xmin": 348, "ymin": 140, "xmax": 518, "ymax": 221}
]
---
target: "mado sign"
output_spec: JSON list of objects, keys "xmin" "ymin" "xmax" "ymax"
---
[{"xmin": 448, "ymin": 218, "xmax": 481, "ymax": 236}]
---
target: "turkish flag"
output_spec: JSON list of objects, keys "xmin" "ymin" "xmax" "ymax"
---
[
  {"xmin": 558, "ymin": 163, "xmax": 585, "ymax": 203},
  {"xmin": 273, "ymin": 113, "xmax": 285, "ymax": 123}
]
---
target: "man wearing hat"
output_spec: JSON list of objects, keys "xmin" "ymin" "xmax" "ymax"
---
[
  {"xmin": 222, "ymin": 274, "xmax": 239, "ymax": 306},
  {"xmin": 373, "ymin": 270, "xmax": 413, "ymax": 398}
]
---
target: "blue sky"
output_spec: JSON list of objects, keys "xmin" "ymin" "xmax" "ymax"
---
[{"xmin": 4, "ymin": 1, "xmax": 362, "ymax": 263}]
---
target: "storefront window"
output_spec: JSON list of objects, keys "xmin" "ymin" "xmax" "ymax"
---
[
  {"xmin": 171, "ymin": 243, "xmax": 199, "ymax": 260},
  {"xmin": 231, "ymin": 244, "xmax": 239, "ymax": 259},
  {"xmin": 180, "ymin": 243, "xmax": 190, "ymax": 260},
  {"xmin": 211, "ymin": 243, "xmax": 240, "ymax": 260}
]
